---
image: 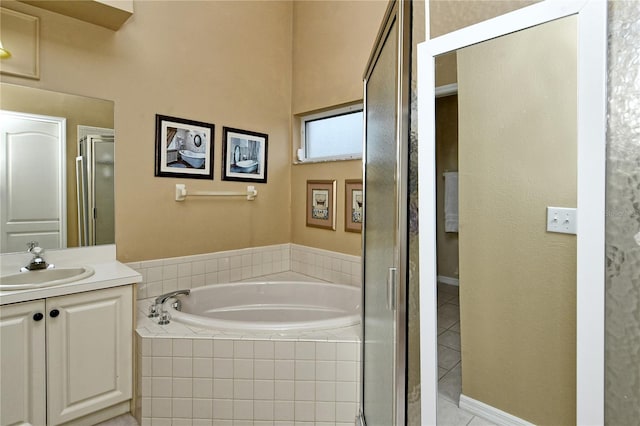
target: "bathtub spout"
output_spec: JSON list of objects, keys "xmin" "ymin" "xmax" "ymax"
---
[
  {"xmin": 153, "ymin": 289, "xmax": 191, "ymax": 325},
  {"xmin": 155, "ymin": 289, "xmax": 191, "ymax": 306}
]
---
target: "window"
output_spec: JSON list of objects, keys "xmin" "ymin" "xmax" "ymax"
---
[{"xmin": 298, "ymin": 104, "xmax": 363, "ymax": 162}]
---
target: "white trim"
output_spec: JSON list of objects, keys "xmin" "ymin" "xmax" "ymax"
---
[
  {"xmin": 575, "ymin": 1, "xmax": 607, "ymax": 424},
  {"xmin": 437, "ymin": 275, "xmax": 459, "ymax": 286},
  {"xmin": 435, "ymin": 83, "xmax": 458, "ymax": 98},
  {"xmin": 459, "ymin": 394, "xmax": 535, "ymax": 426},
  {"xmin": 298, "ymin": 103, "xmax": 363, "ymax": 163},
  {"xmin": 418, "ymin": 1, "xmax": 606, "ymax": 425}
]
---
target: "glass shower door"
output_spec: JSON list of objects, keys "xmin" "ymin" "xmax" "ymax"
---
[{"xmin": 362, "ymin": 1, "xmax": 410, "ymax": 424}]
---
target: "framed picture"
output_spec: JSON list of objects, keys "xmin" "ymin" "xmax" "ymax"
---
[
  {"xmin": 155, "ymin": 114, "xmax": 214, "ymax": 179},
  {"xmin": 345, "ymin": 179, "xmax": 363, "ymax": 233},
  {"xmin": 306, "ymin": 180, "xmax": 336, "ymax": 230},
  {"xmin": 222, "ymin": 127, "xmax": 268, "ymax": 183}
]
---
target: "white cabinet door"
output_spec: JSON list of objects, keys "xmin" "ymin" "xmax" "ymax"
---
[
  {"xmin": 46, "ymin": 286, "xmax": 132, "ymax": 426},
  {"xmin": 0, "ymin": 300, "xmax": 47, "ymax": 426}
]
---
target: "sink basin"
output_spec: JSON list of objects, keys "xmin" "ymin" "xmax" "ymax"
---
[{"xmin": 0, "ymin": 267, "xmax": 95, "ymax": 290}]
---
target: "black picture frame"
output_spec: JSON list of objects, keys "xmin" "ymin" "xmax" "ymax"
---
[
  {"xmin": 154, "ymin": 114, "xmax": 214, "ymax": 179},
  {"xmin": 221, "ymin": 127, "xmax": 268, "ymax": 183}
]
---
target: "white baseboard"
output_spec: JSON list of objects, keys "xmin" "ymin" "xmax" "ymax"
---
[
  {"xmin": 459, "ymin": 394, "xmax": 534, "ymax": 426},
  {"xmin": 437, "ymin": 275, "xmax": 459, "ymax": 286}
]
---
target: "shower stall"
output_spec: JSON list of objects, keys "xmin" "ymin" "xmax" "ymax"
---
[
  {"xmin": 76, "ymin": 130, "xmax": 115, "ymax": 246},
  {"xmin": 361, "ymin": 1, "xmax": 413, "ymax": 424}
]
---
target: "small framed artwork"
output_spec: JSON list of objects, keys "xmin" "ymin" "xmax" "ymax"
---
[
  {"xmin": 306, "ymin": 180, "xmax": 336, "ymax": 230},
  {"xmin": 155, "ymin": 114, "xmax": 214, "ymax": 179},
  {"xmin": 345, "ymin": 179, "xmax": 363, "ymax": 233},
  {"xmin": 222, "ymin": 127, "xmax": 268, "ymax": 183}
]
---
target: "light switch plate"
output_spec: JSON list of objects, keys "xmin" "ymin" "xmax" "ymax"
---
[{"xmin": 547, "ymin": 207, "xmax": 577, "ymax": 234}]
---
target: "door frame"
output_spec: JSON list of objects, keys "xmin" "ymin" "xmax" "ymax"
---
[{"xmin": 417, "ymin": 0, "xmax": 606, "ymax": 424}]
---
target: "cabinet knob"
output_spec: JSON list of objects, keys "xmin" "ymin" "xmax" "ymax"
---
[
  {"xmin": 49, "ymin": 309, "xmax": 60, "ymax": 318},
  {"xmin": 33, "ymin": 312, "xmax": 44, "ymax": 321}
]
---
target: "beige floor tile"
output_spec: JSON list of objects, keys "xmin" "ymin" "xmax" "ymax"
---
[
  {"xmin": 467, "ymin": 415, "xmax": 498, "ymax": 426},
  {"xmin": 438, "ymin": 304, "xmax": 460, "ymax": 329},
  {"xmin": 439, "ymin": 367, "xmax": 449, "ymax": 379},
  {"xmin": 96, "ymin": 414, "xmax": 139, "ymax": 426},
  {"xmin": 438, "ymin": 363, "xmax": 462, "ymax": 404},
  {"xmin": 437, "ymin": 395, "xmax": 473, "ymax": 426},
  {"xmin": 437, "ymin": 345, "xmax": 461, "ymax": 370},
  {"xmin": 437, "ymin": 283, "xmax": 459, "ymax": 296},
  {"xmin": 439, "ymin": 329, "xmax": 461, "ymax": 351}
]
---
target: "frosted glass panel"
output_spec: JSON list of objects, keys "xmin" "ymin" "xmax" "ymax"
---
[
  {"xmin": 93, "ymin": 140, "xmax": 115, "ymax": 245},
  {"xmin": 363, "ymin": 20, "xmax": 398, "ymax": 426},
  {"xmin": 605, "ymin": 1, "xmax": 640, "ymax": 424},
  {"xmin": 305, "ymin": 111, "xmax": 363, "ymax": 159}
]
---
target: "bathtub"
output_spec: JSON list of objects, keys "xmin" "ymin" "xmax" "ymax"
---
[
  {"xmin": 166, "ymin": 280, "xmax": 360, "ymax": 331},
  {"xmin": 179, "ymin": 149, "xmax": 206, "ymax": 168},
  {"xmin": 231, "ymin": 159, "xmax": 258, "ymax": 173},
  {"xmin": 136, "ymin": 277, "xmax": 362, "ymax": 424}
]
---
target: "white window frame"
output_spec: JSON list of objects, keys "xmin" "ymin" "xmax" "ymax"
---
[{"xmin": 298, "ymin": 103, "xmax": 363, "ymax": 163}]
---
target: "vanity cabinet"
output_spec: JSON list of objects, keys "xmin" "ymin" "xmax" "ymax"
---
[
  {"xmin": 0, "ymin": 299, "xmax": 47, "ymax": 426},
  {"xmin": 0, "ymin": 285, "xmax": 132, "ymax": 426}
]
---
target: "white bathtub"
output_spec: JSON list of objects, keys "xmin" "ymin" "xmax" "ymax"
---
[
  {"xmin": 179, "ymin": 149, "xmax": 206, "ymax": 168},
  {"xmin": 166, "ymin": 281, "xmax": 360, "ymax": 332}
]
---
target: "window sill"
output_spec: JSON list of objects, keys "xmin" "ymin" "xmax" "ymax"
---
[{"xmin": 293, "ymin": 156, "xmax": 362, "ymax": 165}]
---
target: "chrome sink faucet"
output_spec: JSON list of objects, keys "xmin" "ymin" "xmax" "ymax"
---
[{"xmin": 21, "ymin": 241, "xmax": 55, "ymax": 272}]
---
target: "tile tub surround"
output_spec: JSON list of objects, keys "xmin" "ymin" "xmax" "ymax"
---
[
  {"xmin": 127, "ymin": 244, "xmax": 362, "ymax": 301},
  {"xmin": 136, "ymin": 305, "xmax": 361, "ymax": 424},
  {"xmin": 135, "ymin": 270, "xmax": 361, "ymax": 425},
  {"xmin": 290, "ymin": 244, "xmax": 361, "ymax": 287}
]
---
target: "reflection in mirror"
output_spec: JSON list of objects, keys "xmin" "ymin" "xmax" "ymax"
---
[
  {"xmin": 434, "ymin": 16, "xmax": 578, "ymax": 425},
  {"xmin": 0, "ymin": 83, "xmax": 114, "ymax": 253}
]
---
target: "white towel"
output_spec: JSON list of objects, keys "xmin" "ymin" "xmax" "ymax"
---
[{"xmin": 444, "ymin": 171, "xmax": 458, "ymax": 233}]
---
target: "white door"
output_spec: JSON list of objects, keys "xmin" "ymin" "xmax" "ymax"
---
[
  {"xmin": 0, "ymin": 111, "xmax": 66, "ymax": 253},
  {"xmin": 0, "ymin": 300, "xmax": 47, "ymax": 426},
  {"xmin": 46, "ymin": 286, "xmax": 132, "ymax": 426}
]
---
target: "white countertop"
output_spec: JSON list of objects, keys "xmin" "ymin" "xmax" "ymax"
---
[{"xmin": 0, "ymin": 245, "xmax": 142, "ymax": 305}]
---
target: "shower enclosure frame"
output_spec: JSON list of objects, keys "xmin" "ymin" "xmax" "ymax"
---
[
  {"xmin": 418, "ymin": 0, "xmax": 607, "ymax": 424},
  {"xmin": 361, "ymin": 0, "xmax": 412, "ymax": 424}
]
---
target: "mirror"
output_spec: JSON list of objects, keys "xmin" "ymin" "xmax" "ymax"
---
[
  {"xmin": 418, "ymin": 0, "xmax": 606, "ymax": 424},
  {"xmin": 0, "ymin": 83, "xmax": 115, "ymax": 253}
]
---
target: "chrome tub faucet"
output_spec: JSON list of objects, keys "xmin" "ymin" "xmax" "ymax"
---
[{"xmin": 148, "ymin": 289, "xmax": 191, "ymax": 325}]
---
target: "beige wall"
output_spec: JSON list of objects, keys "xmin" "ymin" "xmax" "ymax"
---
[
  {"xmin": 1, "ymin": 0, "xmax": 387, "ymax": 261},
  {"xmin": 431, "ymin": 0, "xmax": 539, "ymax": 87},
  {"xmin": 1, "ymin": 0, "xmax": 293, "ymax": 262},
  {"xmin": 291, "ymin": 0, "xmax": 386, "ymax": 114},
  {"xmin": 430, "ymin": 0, "xmax": 539, "ymax": 38},
  {"xmin": 0, "ymin": 83, "xmax": 114, "ymax": 250},
  {"xmin": 290, "ymin": 0, "xmax": 386, "ymax": 256},
  {"xmin": 457, "ymin": 16, "xmax": 577, "ymax": 425}
]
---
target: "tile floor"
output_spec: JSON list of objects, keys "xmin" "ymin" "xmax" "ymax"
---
[
  {"xmin": 96, "ymin": 413, "xmax": 138, "ymax": 426},
  {"xmin": 437, "ymin": 283, "xmax": 496, "ymax": 426}
]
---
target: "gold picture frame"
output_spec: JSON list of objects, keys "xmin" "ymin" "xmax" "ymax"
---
[
  {"xmin": 345, "ymin": 179, "xmax": 363, "ymax": 233},
  {"xmin": 306, "ymin": 180, "xmax": 336, "ymax": 230}
]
